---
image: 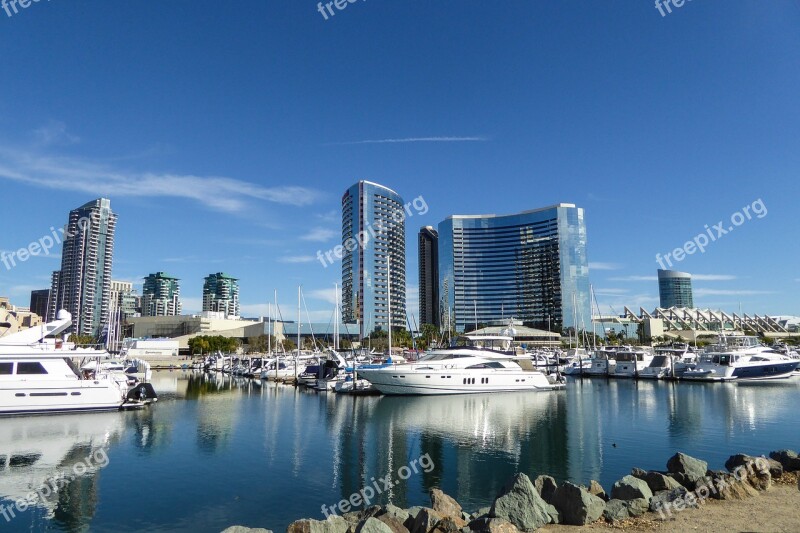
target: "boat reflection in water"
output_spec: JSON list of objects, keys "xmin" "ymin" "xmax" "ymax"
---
[
  {"xmin": 0, "ymin": 412, "xmax": 124, "ymax": 531},
  {"xmin": 331, "ymin": 391, "xmax": 569, "ymax": 512}
]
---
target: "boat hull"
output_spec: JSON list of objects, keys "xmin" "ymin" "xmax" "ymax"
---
[{"xmin": 357, "ymin": 368, "xmax": 562, "ymax": 395}]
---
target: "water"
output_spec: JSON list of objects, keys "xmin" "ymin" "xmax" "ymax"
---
[{"xmin": 1, "ymin": 372, "xmax": 798, "ymax": 532}]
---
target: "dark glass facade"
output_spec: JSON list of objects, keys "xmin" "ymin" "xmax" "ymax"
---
[
  {"xmin": 418, "ymin": 226, "xmax": 439, "ymax": 327},
  {"xmin": 438, "ymin": 204, "xmax": 589, "ymax": 333},
  {"xmin": 657, "ymin": 270, "xmax": 694, "ymax": 308}
]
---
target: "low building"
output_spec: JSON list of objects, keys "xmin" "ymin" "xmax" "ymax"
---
[{"xmin": 465, "ymin": 320, "xmax": 561, "ymax": 347}]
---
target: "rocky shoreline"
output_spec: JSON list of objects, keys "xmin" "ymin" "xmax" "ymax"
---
[{"xmin": 222, "ymin": 449, "xmax": 800, "ymax": 533}]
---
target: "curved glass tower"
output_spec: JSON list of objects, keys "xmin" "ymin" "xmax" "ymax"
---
[
  {"xmin": 341, "ymin": 181, "xmax": 406, "ymax": 338},
  {"xmin": 438, "ymin": 204, "xmax": 589, "ymax": 333},
  {"xmin": 657, "ymin": 270, "xmax": 694, "ymax": 308}
]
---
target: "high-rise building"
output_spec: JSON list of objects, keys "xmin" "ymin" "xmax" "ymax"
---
[
  {"xmin": 110, "ymin": 280, "xmax": 139, "ymax": 319},
  {"xmin": 203, "ymin": 273, "xmax": 239, "ymax": 318},
  {"xmin": 341, "ymin": 181, "xmax": 406, "ymax": 338},
  {"xmin": 658, "ymin": 269, "xmax": 694, "ymax": 308},
  {"xmin": 29, "ymin": 289, "xmax": 50, "ymax": 320},
  {"xmin": 438, "ymin": 204, "xmax": 589, "ymax": 333},
  {"xmin": 418, "ymin": 226, "xmax": 439, "ymax": 327},
  {"xmin": 50, "ymin": 198, "xmax": 117, "ymax": 337},
  {"xmin": 142, "ymin": 272, "xmax": 182, "ymax": 317}
]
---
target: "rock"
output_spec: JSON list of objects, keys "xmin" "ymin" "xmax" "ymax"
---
[
  {"xmin": 705, "ymin": 472, "xmax": 759, "ymax": 500},
  {"xmin": 724, "ymin": 455, "xmax": 772, "ymax": 491},
  {"xmin": 641, "ymin": 471, "xmax": 683, "ymax": 493},
  {"xmin": 769, "ymin": 450, "xmax": 800, "ymax": 472},
  {"xmin": 587, "ymin": 480, "xmax": 607, "ymax": 501},
  {"xmin": 380, "ymin": 505, "xmax": 411, "ymax": 528},
  {"xmin": 465, "ymin": 518, "xmax": 519, "ymax": 533},
  {"xmin": 430, "ymin": 489, "xmax": 463, "ymax": 519},
  {"xmin": 630, "ymin": 467, "xmax": 648, "ymax": 479},
  {"xmin": 551, "ymin": 481, "xmax": 605, "ymax": 526},
  {"xmin": 356, "ymin": 518, "xmax": 394, "ymax": 533},
  {"xmin": 624, "ymin": 498, "xmax": 649, "ymax": 517},
  {"xmin": 666, "ymin": 453, "xmax": 708, "ymax": 489},
  {"xmin": 342, "ymin": 512, "xmax": 363, "ymax": 526},
  {"xmin": 469, "ymin": 508, "xmax": 490, "ymax": 521},
  {"xmin": 764, "ymin": 458, "xmax": 784, "ymax": 479},
  {"xmin": 410, "ymin": 508, "xmax": 442, "ymax": 533},
  {"xmin": 543, "ymin": 502, "xmax": 560, "ymax": 524},
  {"xmin": 222, "ymin": 526, "xmax": 272, "ymax": 533},
  {"xmin": 603, "ymin": 500, "xmax": 630, "ymax": 522},
  {"xmin": 288, "ymin": 517, "xmax": 350, "ymax": 533},
  {"xmin": 649, "ymin": 487, "xmax": 695, "ymax": 519},
  {"xmin": 404, "ymin": 508, "xmax": 425, "ymax": 531},
  {"xmin": 460, "ymin": 512, "xmax": 470, "ymax": 523},
  {"xmin": 431, "ymin": 517, "xmax": 465, "ymax": 533},
  {"xmin": 489, "ymin": 474, "xmax": 550, "ymax": 531},
  {"xmin": 377, "ymin": 515, "xmax": 410, "ymax": 533},
  {"xmin": 533, "ymin": 475, "xmax": 557, "ymax": 504},
  {"xmin": 610, "ymin": 475, "xmax": 653, "ymax": 501}
]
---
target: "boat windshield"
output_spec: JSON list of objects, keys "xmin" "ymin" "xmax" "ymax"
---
[{"xmin": 650, "ymin": 355, "xmax": 669, "ymax": 367}]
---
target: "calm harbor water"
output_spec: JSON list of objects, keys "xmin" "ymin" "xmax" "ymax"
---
[{"xmin": 2, "ymin": 372, "xmax": 799, "ymax": 532}]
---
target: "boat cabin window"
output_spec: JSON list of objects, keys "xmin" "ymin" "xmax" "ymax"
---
[
  {"xmin": 16, "ymin": 362, "xmax": 48, "ymax": 375},
  {"xmin": 0, "ymin": 363, "xmax": 13, "ymax": 375}
]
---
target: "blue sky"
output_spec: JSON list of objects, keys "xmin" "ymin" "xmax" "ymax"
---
[{"xmin": 0, "ymin": 0, "xmax": 798, "ymax": 321}]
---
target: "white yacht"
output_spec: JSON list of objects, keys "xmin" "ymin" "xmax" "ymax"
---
[
  {"xmin": 0, "ymin": 311, "xmax": 156, "ymax": 416},
  {"xmin": 682, "ymin": 335, "xmax": 799, "ymax": 382},
  {"xmin": 639, "ymin": 343, "xmax": 698, "ymax": 379},
  {"xmin": 355, "ymin": 351, "xmax": 564, "ymax": 395},
  {"xmin": 583, "ymin": 347, "xmax": 617, "ymax": 376},
  {"xmin": 613, "ymin": 347, "xmax": 654, "ymax": 378}
]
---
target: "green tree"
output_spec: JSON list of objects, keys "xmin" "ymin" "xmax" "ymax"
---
[{"xmin": 68, "ymin": 334, "xmax": 96, "ymax": 347}]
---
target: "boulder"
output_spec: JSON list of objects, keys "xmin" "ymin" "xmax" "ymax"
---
[
  {"xmin": 666, "ymin": 453, "xmax": 708, "ymax": 489},
  {"xmin": 649, "ymin": 487, "xmax": 695, "ymax": 518},
  {"xmin": 465, "ymin": 518, "xmax": 519, "ymax": 533},
  {"xmin": 533, "ymin": 475, "xmax": 557, "ymax": 504},
  {"xmin": 610, "ymin": 475, "xmax": 653, "ymax": 501},
  {"xmin": 543, "ymin": 502, "xmax": 560, "ymax": 525},
  {"xmin": 430, "ymin": 489, "xmax": 463, "ymax": 519},
  {"xmin": 603, "ymin": 500, "xmax": 630, "ymax": 522},
  {"xmin": 356, "ymin": 518, "xmax": 395, "ymax": 533},
  {"xmin": 630, "ymin": 467, "xmax": 648, "ymax": 478},
  {"xmin": 380, "ymin": 505, "xmax": 411, "ymax": 528},
  {"xmin": 624, "ymin": 498, "xmax": 649, "ymax": 517},
  {"xmin": 410, "ymin": 508, "xmax": 442, "ymax": 533},
  {"xmin": 288, "ymin": 517, "xmax": 350, "ymax": 533},
  {"xmin": 404, "ymin": 508, "xmax": 425, "ymax": 531},
  {"xmin": 704, "ymin": 472, "xmax": 758, "ymax": 500},
  {"xmin": 221, "ymin": 527, "xmax": 272, "ymax": 533},
  {"xmin": 376, "ymin": 515, "xmax": 410, "ymax": 533},
  {"xmin": 551, "ymin": 481, "xmax": 605, "ymax": 526},
  {"xmin": 764, "ymin": 458, "xmax": 784, "ymax": 479},
  {"xmin": 469, "ymin": 508, "xmax": 490, "ymax": 521},
  {"xmin": 769, "ymin": 450, "xmax": 800, "ymax": 472},
  {"xmin": 587, "ymin": 480, "xmax": 607, "ymax": 502},
  {"xmin": 641, "ymin": 471, "xmax": 683, "ymax": 493},
  {"xmin": 430, "ymin": 517, "xmax": 463, "ymax": 533},
  {"xmin": 725, "ymin": 455, "xmax": 772, "ymax": 491},
  {"xmin": 489, "ymin": 474, "xmax": 550, "ymax": 531}
]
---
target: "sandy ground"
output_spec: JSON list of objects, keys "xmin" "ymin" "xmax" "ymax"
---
[{"xmin": 542, "ymin": 473, "xmax": 800, "ymax": 533}]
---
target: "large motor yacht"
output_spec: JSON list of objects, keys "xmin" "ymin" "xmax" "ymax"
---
[
  {"xmin": 681, "ymin": 335, "xmax": 798, "ymax": 382},
  {"xmin": 0, "ymin": 311, "xmax": 156, "ymax": 416},
  {"xmin": 356, "ymin": 336, "xmax": 565, "ymax": 395}
]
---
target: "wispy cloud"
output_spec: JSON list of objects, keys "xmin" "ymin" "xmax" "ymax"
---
[
  {"xmin": 32, "ymin": 121, "xmax": 80, "ymax": 147},
  {"xmin": 301, "ymin": 227, "xmax": 338, "ymax": 242},
  {"xmin": 692, "ymin": 274, "xmax": 737, "ymax": 281},
  {"xmin": 328, "ymin": 136, "xmax": 489, "ymax": 145},
  {"xmin": 0, "ymin": 141, "xmax": 323, "ymax": 214},
  {"xmin": 608, "ymin": 275, "xmax": 658, "ymax": 282},
  {"xmin": 308, "ymin": 288, "xmax": 337, "ymax": 305},
  {"xmin": 593, "ymin": 288, "xmax": 630, "ymax": 296},
  {"xmin": 694, "ymin": 289, "xmax": 774, "ymax": 296},
  {"xmin": 589, "ymin": 262, "xmax": 623, "ymax": 271},
  {"xmin": 279, "ymin": 255, "xmax": 316, "ymax": 264}
]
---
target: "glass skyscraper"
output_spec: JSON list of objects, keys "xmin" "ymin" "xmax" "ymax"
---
[
  {"xmin": 341, "ymin": 181, "xmax": 406, "ymax": 338},
  {"xmin": 418, "ymin": 226, "xmax": 440, "ymax": 327},
  {"xmin": 658, "ymin": 270, "xmax": 694, "ymax": 308},
  {"xmin": 438, "ymin": 204, "xmax": 589, "ymax": 333},
  {"xmin": 50, "ymin": 198, "xmax": 117, "ymax": 337}
]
